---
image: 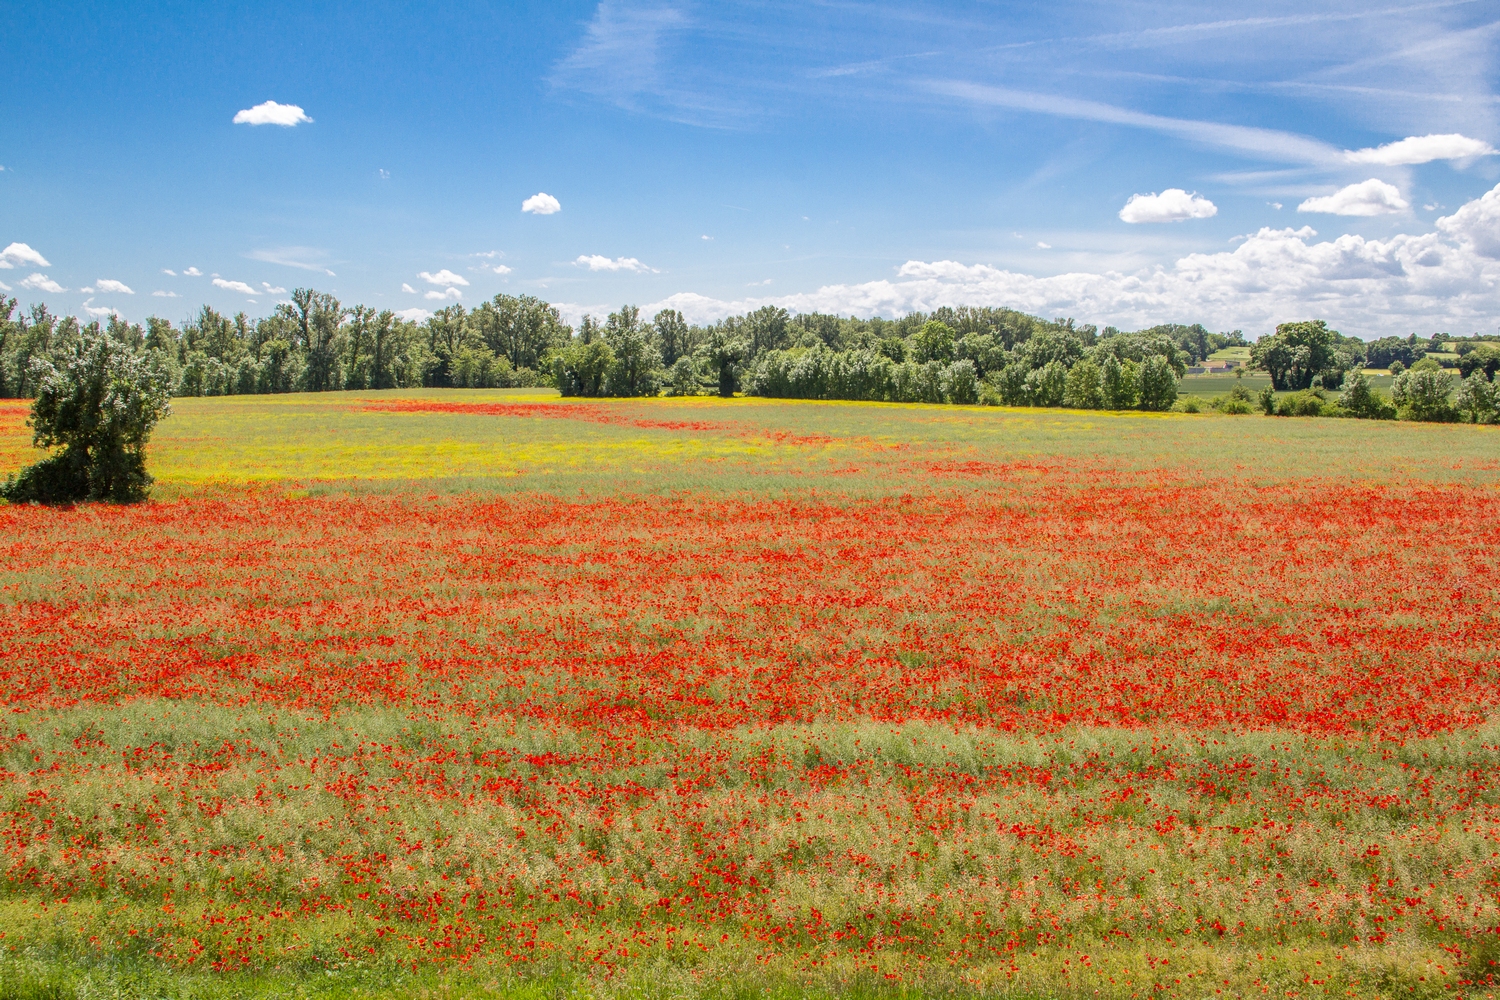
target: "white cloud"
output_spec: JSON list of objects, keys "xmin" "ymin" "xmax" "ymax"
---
[
  {"xmin": 925, "ymin": 81, "xmax": 1342, "ymax": 166},
  {"xmin": 378, "ymin": 168, "xmax": 390, "ymax": 180},
  {"xmin": 0, "ymin": 242, "xmax": 49, "ymax": 269},
  {"xmin": 402, "ymin": 282, "xmax": 417, "ymax": 294},
  {"xmin": 474, "ymin": 250, "xmax": 506, "ymax": 259},
  {"xmin": 1345, "ymin": 133, "xmax": 1497, "ymax": 166},
  {"xmin": 82, "ymin": 299, "xmax": 120, "ymax": 319},
  {"xmin": 702, "ymin": 235, "xmax": 713, "ymax": 240},
  {"xmin": 162, "ymin": 268, "xmax": 176, "ymax": 276},
  {"xmin": 247, "ymin": 247, "xmax": 335, "ymax": 275},
  {"xmin": 152, "ymin": 290, "xmax": 180, "ymax": 298},
  {"xmin": 491, "ymin": 264, "xmax": 513, "ymax": 275},
  {"xmin": 576, "ymin": 254, "xmax": 657, "ymax": 273},
  {"xmin": 184, "ymin": 267, "xmax": 202, "ymax": 276},
  {"xmin": 419, "ymin": 269, "xmax": 469, "ymax": 287},
  {"xmin": 634, "ymin": 181, "xmax": 1500, "ymax": 338},
  {"xmin": 394, "ymin": 307, "xmax": 431, "ymax": 322},
  {"xmin": 95, "ymin": 278, "xmax": 135, "ymax": 294},
  {"xmin": 1435, "ymin": 183, "xmax": 1500, "ymax": 259},
  {"xmin": 212, "ymin": 278, "xmax": 258, "ymax": 295},
  {"xmin": 19, "ymin": 273, "xmax": 65, "ymax": 293},
  {"xmin": 80, "ymin": 286, "xmax": 94, "ymax": 294},
  {"xmin": 425, "ymin": 287, "xmax": 463, "ymax": 301},
  {"xmin": 261, "ymin": 281, "xmax": 287, "ymax": 294},
  {"xmin": 0, "ymin": 280, "xmax": 10, "ymax": 292},
  {"xmin": 1119, "ymin": 189, "xmax": 1218, "ymax": 224},
  {"xmin": 233, "ymin": 101, "xmax": 312, "ymax": 127},
  {"xmin": 522, "ymin": 192, "xmax": 562, "ymax": 215},
  {"xmin": 1036, "ymin": 242, "xmax": 1052, "ymax": 249},
  {"xmin": 1269, "ymin": 202, "xmax": 1283, "ymax": 210},
  {"xmin": 1298, "ymin": 178, "xmax": 1409, "ymax": 216}
]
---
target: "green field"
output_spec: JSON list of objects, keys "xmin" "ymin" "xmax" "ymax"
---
[{"xmin": 2, "ymin": 393, "xmax": 1499, "ymax": 1000}]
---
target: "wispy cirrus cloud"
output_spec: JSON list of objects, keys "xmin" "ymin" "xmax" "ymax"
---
[
  {"xmin": 246, "ymin": 247, "xmax": 336, "ymax": 276},
  {"xmin": 922, "ymin": 80, "xmax": 1344, "ymax": 165}
]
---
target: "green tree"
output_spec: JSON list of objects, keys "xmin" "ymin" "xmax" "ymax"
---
[
  {"xmin": 550, "ymin": 339, "xmax": 615, "ymax": 397},
  {"xmin": 652, "ymin": 309, "xmax": 693, "ymax": 366},
  {"xmin": 1100, "ymin": 355, "xmax": 1139, "ymax": 410},
  {"xmin": 2, "ymin": 327, "xmax": 172, "ymax": 503},
  {"xmin": 1026, "ymin": 360, "xmax": 1067, "ymax": 407},
  {"xmin": 1137, "ymin": 354, "xmax": 1178, "ymax": 411},
  {"xmin": 741, "ymin": 306, "xmax": 792, "ymax": 358},
  {"xmin": 1336, "ymin": 371, "xmax": 1394, "ymax": 419},
  {"xmin": 700, "ymin": 329, "xmax": 748, "ymax": 397},
  {"xmin": 912, "ymin": 320, "xmax": 956, "ymax": 364},
  {"xmin": 291, "ymin": 288, "xmax": 348, "ymax": 392},
  {"xmin": 941, "ymin": 359, "xmax": 979, "ymax": 404},
  {"xmin": 1392, "ymin": 366, "xmax": 1455, "ymax": 421},
  {"xmin": 1456, "ymin": 371, "xmax": 1497, "ymax": 424},
  {"xmin": 1457, "ymin": 344, "xmax": 1500, "ymax": 381},
  {"xmin": 603, "ymin": 305, "xmax": 661, "ymax": 396},
  {"xmin": 470, "ymin": 294, "xmax": 568, "ymax": 372},
  {"xmin": 1062, "ymin": 358, "xmax": 1104, "ymax": 409},
  {"xmin": 1251, "ymin": 320, "xmax": 1358, "ymax": 391}
]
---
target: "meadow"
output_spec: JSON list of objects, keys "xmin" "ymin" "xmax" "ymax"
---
[{"xmin": 1, "ymin": 391, "xmax": 1499, "ymax": 1000}]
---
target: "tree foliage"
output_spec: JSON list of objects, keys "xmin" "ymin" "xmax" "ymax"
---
[{"xmin": 1, "ymin": 325, "xmax": 171, "ymax": 504}]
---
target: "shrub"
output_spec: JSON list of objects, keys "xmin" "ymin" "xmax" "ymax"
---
[
  {"xmin": 1, "ymin": 328, "xmax": 172, "ymax": 504},
  {"xmin": 1175, "ymin": 397, "xmax": 1202, "ymax": 413},
  {"xmin": 1392, "ymin": 367, "xmax": 1456, "ymax": 422},
  {"xmin": 1337, "ymin": 371, "xmax": 1396, "ymax": 420},
  {"xmin": 1274, "ymin": 389, "xmax": 1328, "ymax": 417},
  {"xmin": 1257, "ymin": 385, "xmax": 1277, "ymax": 415},
  {"xmin": 1456, "ymin": 371, "xmax": 1497, "ymax": 424}
]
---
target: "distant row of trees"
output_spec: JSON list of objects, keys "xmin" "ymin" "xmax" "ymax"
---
[
  {"xmin": 2, "ymin": 293, "xmax": 1496, "ymax": 422},
  {"xmin": 0, "ymin": 294, "xmax": 1239, "ymax": 411}
]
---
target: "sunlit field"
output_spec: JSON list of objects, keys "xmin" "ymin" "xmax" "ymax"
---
[{"xmin": 2, "ymin": 391, "xmax": 1499, "ymax": 1000}]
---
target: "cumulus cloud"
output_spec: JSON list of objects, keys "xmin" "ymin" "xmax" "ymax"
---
[
  {"xmin": 633, "ymin": 181, "xmax": 1500, "ymax": 338},
  {"xmin": 402, "ymin": 282, "xmax": 417, "ymax": 294},
  {"xmin": 19, "ymin": 273, "xmax": 65, "ymax": 293},
  {"xmin": 576, "ymin": 254, "xmax": 657, "ymax": 273},
  {"xmin": 522, "ymin": 192, "xmax": 561, "ymax": 215},
  {"xmin": 425, "ymin": 287, "xmax": 463, "ymax": 301},
  {"xmin": 394, "ymin": 308, "xmax": 431, "ymax": 322},
  {"xmin": 1119, "ymin": 189, "xmax": 1218, "ymax": 224},
  {"xmin": 491, "ymin": 264, "xmax": 513, "ymax": 275},
  {"xmin": 0, "ymin": 242, "xmax": 49, "ymax": 269},
  {"xmin": 162, "ymin": 268, "xmax": 176, "ymax": 276},
  {"xmin": 152, "ymin": 290, "xmax": 179, "ymax": 298},
  {"xmin": 233, "ymin": 101, "xmax": 313, "ymax": 127},
  {"xmin": 419, "ymin": 269, "xmax": 469, "ymax": 287},
  {"xmin": 212, "ymin": 278, "xmax": 258, "ymax": 295},
  {"xmin": 184, "ymin": 267, "xmax": 203, "ymax": 276},
  {"xmin": 94, "ymin": 278, "xmax": 135, "ymax": 294},
  {"xmin": 82, "ymin": 299, "xmax": 120, "ymax": 319},
  {"xmin": 1345, "ymin": 133, "xmax": 1498, "ymax": 166},
  {"xmin": 1298, "ymin": 179, "xmax": 1409, "ymax": 216},
  {"xmin": 261, "ymin": 281, "xmax": 287, "ymax": 294}
]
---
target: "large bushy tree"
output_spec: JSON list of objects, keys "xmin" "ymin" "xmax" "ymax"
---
[{"xmin": 1, "ymin": 326, "xmax": 171, "ymax": 504}]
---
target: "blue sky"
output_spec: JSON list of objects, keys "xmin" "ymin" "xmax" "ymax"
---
[{"xmin": 2, "ymin": 0, "xmax": 1498, "ymax": 337}]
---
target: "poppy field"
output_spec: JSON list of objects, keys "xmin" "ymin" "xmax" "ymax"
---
[{"xmin": 2, "ymin": 391, "xmax": 1499, "ymax": 1000}]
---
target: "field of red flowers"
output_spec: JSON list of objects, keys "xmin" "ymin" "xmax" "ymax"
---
[{"xmin": 1, "ymin": 394, "xmax": 1498, "ymax": 999}]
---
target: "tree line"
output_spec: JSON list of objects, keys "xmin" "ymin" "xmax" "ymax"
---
[{"xmin": 1, "ymin": 292, "xmax": 1495, "ymax": 423}]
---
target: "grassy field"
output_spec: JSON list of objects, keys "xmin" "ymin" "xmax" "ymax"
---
[{"xmin": 1, "ymin": 391, "xmax": 1498, "ymax": 1000}]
